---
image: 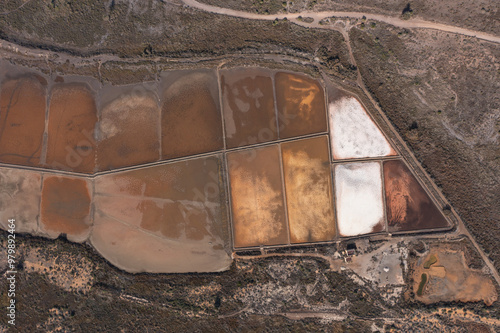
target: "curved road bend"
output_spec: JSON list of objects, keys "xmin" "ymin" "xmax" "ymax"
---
[{"xmin": 182, "ymin": 0, "xmax": 500, "ymax": 44}]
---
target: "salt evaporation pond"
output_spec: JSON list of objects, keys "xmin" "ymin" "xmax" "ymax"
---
[
  {"xmin": 334, "ymin": 162, "xmax": 385, "ymax": 237},
  {"xmin": 329, "ymin": 97, "xmax": 396, "ymax": 160}
]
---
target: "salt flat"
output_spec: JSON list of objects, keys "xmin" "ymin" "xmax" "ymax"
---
[
  {"xmin": 334, "ymin": 162, "xmax": 385, "ymax": 236},
  {"xmin": 329, "ymin": 97, "xmax": 395, "ymax": 159}
]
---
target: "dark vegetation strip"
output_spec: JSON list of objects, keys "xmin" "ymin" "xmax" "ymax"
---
[{"xmin": 416, "ymin": 273, "xmax": 427, "ymax": 296}]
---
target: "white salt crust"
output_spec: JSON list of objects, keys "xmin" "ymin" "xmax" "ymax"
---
[
  {"xmin": 335, "ymin": 162, "xmax": 385, "ymax": 236},
  {"xmin": 329, "ymin": 97, "xmax": 394, "ymax": 159}
]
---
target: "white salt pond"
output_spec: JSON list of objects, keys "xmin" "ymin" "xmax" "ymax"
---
[
  {"xmin": 335, "ymin": 162, "xmax": 385, "ymax": 237},
  {"xmin": 329, "ymin": 97, "xmax": 396, "ymax": 159}
]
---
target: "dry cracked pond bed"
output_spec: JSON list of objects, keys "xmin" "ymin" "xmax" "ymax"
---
[{"xmin": 0, "ymin": 61, "xmax": 455, "ymax": 274}]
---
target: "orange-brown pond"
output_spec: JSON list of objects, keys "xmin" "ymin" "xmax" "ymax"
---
[
  {"xmin": 161, "ymin": 70, "xmax": 223, "ymax": 159},
  {"xmin": 40, "ymin": 175, "xmax": 92, "ymax": 242},
  {"xmin": 227, "ymin": 144, "xmax": 288, "ymax": 247},
  {"xmin": 91, "ymin": 154, "xmax": 231, "ymax": 272},
  {"xmin": 221, "ymin": 68, "xmax": 277, "ymax": 148},
  {"xmin": 383, "ymin": 160, "xmax": 449, "ymax": 232},
  {"xmin": 97, "ymin": 92, "xmax": 160, "ymax": 170},
  {"xmin": 0, "ymin": 76, "xmax": 46, "ymax": 166},
  {"xmin": 281, "ymin": 135, "xmax": 336, "ymax": 243},
  {"xmin": 45, "ymin": 84, "xmax": 97, "ymax": 174},
  {"xmin": 275, "ymin": 72, "xmax": 327, "ymax": 139}
]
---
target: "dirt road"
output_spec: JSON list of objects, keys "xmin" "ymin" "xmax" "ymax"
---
[{"xmin": 182, "ymin": 0, "xmax": 500, "ymax": 44}]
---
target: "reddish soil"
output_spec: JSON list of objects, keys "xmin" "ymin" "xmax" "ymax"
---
[
  {"xmin": 383, "ymin": 160, "xmax": 449, "ymax": 232},
  {"xmin": 414, "ymin": 247, "xmax": 498, "ymax": 306},
  {"xmin": 40, "ymin": 176, "xmax": 92, "ymax": 242},
  {"xmin": 97, "ymin": 93, "xmax": 160, "ymax": 170},
  {"xmin": 227, "ymin": 144, "xmax": 288, "ymax": 247},
  {"xmin": 275, "ymin": 72, "xmax": 327, "ymax": 139},
  {"xmin": 161, "ymin": 71, "xmax": 223, "ymax": 159},
  {"xmin": 45, "ymin": 84, "xmax": 97, "ymax": 174},
  {"xmin": 221, "ymin": 68, "xmax": 277, "ymax": 148},
  {"xmin": 0, "ymin": 76, "xmax": 46, "ymax": 166},
  {"xmin": 281, "ymin": 136, "xmax": 336, "ymax": 243}
]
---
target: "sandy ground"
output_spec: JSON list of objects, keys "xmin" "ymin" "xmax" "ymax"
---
[
  {"xmin": 161, "ymin": 70, "xmax": 224, "ymax": 159},
  {"xmin": 97, "ymin": 92, "xmax": 160, "ymax": 170},
  {"xmin": 414, "ymin": 248, "xmax": 498, "ymax": 306},
  {"xmin": 0, "ymin": 167, "xmax": 41, "ymax": 233},
  {"xmin": 0, "ymin": 76, "xmax": 46, "ymax": 166},
  {"xmin": 275, "ymin": 72, "xmax": 327, "ymax": 139},
  {"xmin": 334, "ymin": 162, "xmax": 385, "ymax": 236},
  {"xmin": 45, "ymin": 83, "xmax": 97, "ymax": 174},
  {"xmin": 328, "ymin": 97, "xmax": 396, "ymax": 159},
  {"xmin": 221, "ymin": 67, "xmax": 277, "ymax": 148},
  {"xmin": 23, "ymin": 246, "xmax": 95, "ymax": 294},
  {"xmin": 281, "ymin": 136, "xmax": 336, "ymax": 243},
  {"xmin": 227, "ymin": 144, "xmax": 288, "ymax": 247},
  {"xmin": 350, "ymin": 241, "xmax": 406, "ymax": 288}
]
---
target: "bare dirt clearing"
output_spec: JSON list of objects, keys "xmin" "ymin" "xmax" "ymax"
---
[{"xmin": 413, "ymin": 247, "xmax": 498, "ymax": 306}]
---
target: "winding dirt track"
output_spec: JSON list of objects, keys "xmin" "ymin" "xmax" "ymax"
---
[{"xmin": 182, "ymin": 0, "xmax": 500, "ymax": 44}]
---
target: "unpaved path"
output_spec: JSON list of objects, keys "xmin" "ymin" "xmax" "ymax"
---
[{"xmin": 182, "ymin": 0, "xmax": 500, "ymax": 44}]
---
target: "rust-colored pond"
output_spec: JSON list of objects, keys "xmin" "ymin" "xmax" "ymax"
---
[
  {"xmin": 221, "ymin": 68, "xmax": 277, "ymax": 148},
  {"xmin": 45, "ymin": 84, "xmax": 97, "ymax": 174},
  {"xmin": 275, "ymin": 72, "xmax": 327, "ymax": 139},
  {"xmin": 97, "ymin": 92, "xmax": 160, "ymax": 170},
  {"xmin": 92, "ymin": 154, "xmax": 231, "ymax": 272},
  {"xmin": 0, "ymin": 76, "xmax": 46, "ymax": 166},
  {"xmin": 40, "ymin": 175, "xmax": 92, "ymax": 242},
  {"xmin": 161, "ymin": 71, "xmax": 223, "ymax": 159},
  {"xmin": 383, "ymin": 160, "xmax": 449, "ymax": 232},
  {"xmin": 281, "ymin": 135, "xmax": 336, "ymax": 243},
  {"xmin": 227, "ymin": 144, "xmax": 288, "ymax": 247}
]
